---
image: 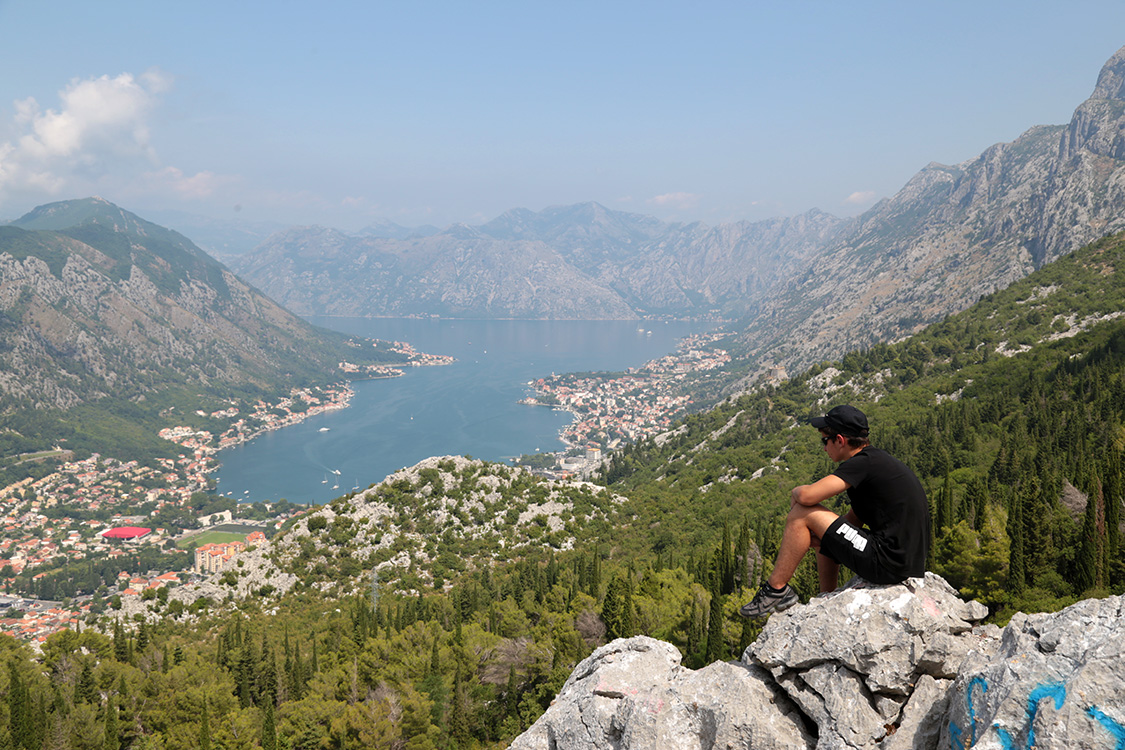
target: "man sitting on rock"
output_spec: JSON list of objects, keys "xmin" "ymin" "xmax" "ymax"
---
[{"xmin": 739, "ymin": 404, "xmax": 931, "ymax": 618}]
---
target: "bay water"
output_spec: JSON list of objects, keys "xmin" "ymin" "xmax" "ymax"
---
[{"xmin": 214, "ymin": 318, "xmax": 706, "ymax": 504}]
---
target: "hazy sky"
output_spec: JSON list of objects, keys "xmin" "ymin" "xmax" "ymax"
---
[{"xmin": 2, "ymin": 1, "xmax": 1124, "ymax": 231}]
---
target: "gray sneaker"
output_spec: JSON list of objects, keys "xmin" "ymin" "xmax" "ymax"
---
[{"xmin": 738, "ymin": 583, "xmax": 799, "ymax": 618}]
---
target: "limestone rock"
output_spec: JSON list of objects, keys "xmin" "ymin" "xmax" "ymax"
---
[
  {"xmin": 746, "ymin": 573, "xmax": 997, "ymax": 750},
  {"xmin": 509, "ymin": 578, "xmax": 1125, "ymax": 750},
  {"xmin": 507, "ymin": 636, "xmax": 813, "ymax": 750},
  {"xmin": 939, "ymin": 594, "xmax": 1125, "ymax": 750}
]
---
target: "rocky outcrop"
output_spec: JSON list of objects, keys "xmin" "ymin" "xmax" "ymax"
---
[
  {"xmin": 509, "ymin": 574, "xmax": 1125, "ymax": 750},
  {"xmin": 508, "ymin": 637, "xmax": 814, "ymax": 750},
  {"xmin": 940, "ymin": 595, "xmax": 1125, "ymax": 750}
]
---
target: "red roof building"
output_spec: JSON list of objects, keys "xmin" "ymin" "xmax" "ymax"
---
[{"xmin": 100, "ymin": 526, "xmax": 151, "ymax": 541}]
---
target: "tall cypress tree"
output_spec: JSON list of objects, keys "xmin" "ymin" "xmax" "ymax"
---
[
  {"xmin": 199, "ymin": 702, "xmax": 211, "ymax": 750},
  {"xmin": 261, "ymin": 702, "xmax": 277, "ymax": 750},
  {"xmin": 1076, "ymin": 480, "xmax": 1102, "ymax": 592},
  {"xmin": 6, "ymin": 662, "xmax": 31, "ymax": 750},
  {"xmin": 103, "ymin": 696, "xmax": 119, "ymax": 750},
  {"xmin": 1007, "ymin": 491, "xmax": 1026, "ymax": 592},
  {"xmin": 687, "ymin": 595, "xmax": 704, "ymax": 660},
  {"xmin": 1106, "ymin": 455, "xmax": 1123, "ymax": 585},
  {"xmin": 734, "ymin": 518, "xmax": 751, "ymax": 593},
  {"xmin": 719, "ymin": 523, "xmax": 735, "ymax": 595},
  {"xmin": 704, "ymin": 577, "xmax": 726, "ymax": 664},
  {"xmin": 75, "ymin": 660, "xmax": 97, "ymax": 705},
  {"xmin": 113, "ymin": 620, "xmax": 128, "ymax": 663},
  {"xmin": 600, "ymin": 576, "xmax": 626, "ymax": 640}
]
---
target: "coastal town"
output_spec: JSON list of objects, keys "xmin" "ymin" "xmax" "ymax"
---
[
  {"xmin": 522, "ymin": 331, "xmax": 732, "ymax": 460},
  {"xmin": 0, "ymin": 333, "xmax": 730, "ymax": 643}
]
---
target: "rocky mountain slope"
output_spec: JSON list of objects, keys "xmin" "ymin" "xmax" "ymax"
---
[
  {"xmin": 123, "ymin": 455, "xmax": 622, "ymax": 622},
  {"xmin": 511, "ymin": 575, "xmax": 1124, "ymax": 750},
  {"xmin": 736, "ymin": 44, "xmax": 1125, "ymax": 376},
  {"xmin": 0, "ymin": 198, "xmax": 393, "ymax": 456}
]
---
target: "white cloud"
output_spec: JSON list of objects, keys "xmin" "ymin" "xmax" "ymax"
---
[
  {"xmin": 0, "ymin": 69, "xmax": 205, "ymax": 205},
  {"xmin": 844, "ymin": 190, "xmax": 877, "ymax": 205},
  {"xmin": 144, "ymin": 166, "xmax": 236, "ymax": 199},
  {"xmin": 647, "ymin": 192, "xmax": 700, "ymax": 210}
]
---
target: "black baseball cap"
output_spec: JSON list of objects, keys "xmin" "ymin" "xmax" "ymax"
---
[{"xmin": 811, "ymin": 405, "xmax": 869, "ymax": 438}]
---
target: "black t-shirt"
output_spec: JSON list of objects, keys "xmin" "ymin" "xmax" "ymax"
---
[{"xmin": 832, "ymin": 446, "xmax": 930, "ymax": 579}]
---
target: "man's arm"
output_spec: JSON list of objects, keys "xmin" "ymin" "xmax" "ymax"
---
[{"xmin": 791, "ymin": 474, "xmax": 849, "ymax": 507}]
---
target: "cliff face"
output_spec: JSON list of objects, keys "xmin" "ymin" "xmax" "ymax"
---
[
  {"xmin": 510, "ymin": 574, "xmax": 1125, "ymax": 750},
  {"xmin": 0, "ymin": 198, "xmax": 352, "ymax": 412}
]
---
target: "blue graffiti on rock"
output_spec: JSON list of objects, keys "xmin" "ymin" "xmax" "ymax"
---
[
  {"xmin": 995, "ymin": 682, "xmax": 1066, "ymax": 750},
  {"xmin": 950, "ymin": 679, "xmax": 1122, "ymax": 748},
  {"xmin": 1088, "ymin": 707, "xmax": 1125, "ymax": 749}
]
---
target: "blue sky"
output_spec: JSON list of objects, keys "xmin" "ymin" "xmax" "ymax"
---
[{"xmin": 1, "ymin": 1, "xmax": 1124, "ymax": 231}]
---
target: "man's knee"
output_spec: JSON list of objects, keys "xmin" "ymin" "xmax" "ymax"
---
[
  {"xmin": 788, "ymin": 504, "xmax": 841, "ymax": 538},
  {"xmin": 787, "ymin": 502, "xmax": 827, "ymax": 523}
]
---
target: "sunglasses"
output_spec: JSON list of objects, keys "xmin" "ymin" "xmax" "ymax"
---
[{"xmin": 820, "ymin": 434, "xmax": 836, "ymax": 445}]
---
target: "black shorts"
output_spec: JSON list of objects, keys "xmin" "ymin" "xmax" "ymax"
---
[{"xmin": 819, "ymin": 517, "xmax": 904, "ymax": 585}]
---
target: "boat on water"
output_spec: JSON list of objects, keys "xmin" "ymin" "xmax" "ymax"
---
[{"xmin": 319, "ymin": 427, "xmax": 330, "ymax": 432}]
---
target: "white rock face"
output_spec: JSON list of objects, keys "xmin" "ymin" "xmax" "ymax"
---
[
  {"xmin": 748, "ymin": 573, "xmax": 995, "ymax": 750},
  {"xmin": 508, "ymin": 574, "xmax": 1125, "ymax": 750},
  {"xmin": 940, "ymin": 595, "xmax": 1125, "ymax": 750},
  {"xmin": 508, "ymin": 636, "xmax": 813, "ymax": 750}
]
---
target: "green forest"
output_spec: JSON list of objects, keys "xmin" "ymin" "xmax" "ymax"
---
[{"xmin": 1, "ymin": 233, "xmax": 1124, "ymax": 748}]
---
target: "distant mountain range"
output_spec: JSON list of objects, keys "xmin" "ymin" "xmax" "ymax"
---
[
  {"xmin": 231, "ymin": 45, "xmax": 1125, "ymax": 379},
  {"xmin": 230, "ymin": 202, "xmax": 844, "ymax": 322}
]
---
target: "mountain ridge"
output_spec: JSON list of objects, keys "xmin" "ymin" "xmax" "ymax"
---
[{"xmin": 0, "ymin": 197, "xmax": 396, "ymax": 462}]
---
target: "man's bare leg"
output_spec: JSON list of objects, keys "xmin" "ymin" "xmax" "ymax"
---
[
  {"xmin": 817, "ymin": 552, "xmax": 840, "ymax": 593},
  {"xmin": 767, "ymin": 504, "xmax": 840, "ymax": 589}
]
